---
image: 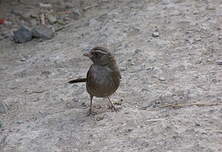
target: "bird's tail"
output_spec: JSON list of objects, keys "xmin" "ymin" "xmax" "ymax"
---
[{"xmin": 68, "ymin": 78, "xmax": 87, "ymax": 83}]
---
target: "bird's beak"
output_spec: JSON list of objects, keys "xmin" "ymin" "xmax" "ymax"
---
[
  {"xmin": 83, "ymin": 48, "xmax": 92, "ymax": 58},
  {"xmin": 83, "ymin": 52, "xmax": 91, "ymax": 57},
  {"xmin": 83, "ymin": 52, "xmax": 92, "ymax": 58}
]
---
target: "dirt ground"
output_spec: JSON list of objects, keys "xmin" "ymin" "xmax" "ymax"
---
[{"xmin": 1, "ymin": 0, "xmax": 222, "ymax": 152}]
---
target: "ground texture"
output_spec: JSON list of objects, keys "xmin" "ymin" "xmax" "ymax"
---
[{"xmin": 1, "ymin": 0, "xmax": 222, "ymax": 152}]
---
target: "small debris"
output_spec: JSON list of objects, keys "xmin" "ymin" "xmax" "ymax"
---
[
  {"xmin": 40, "ymin": 14, "xmax": 46, "ymax": 25},
  {"xmin": 159, "ymin": 103, "xmax": 222, "ymax": 108},
  {"xmin": 81, "ymin": 102, "xmax": 87, "ymax": 108},
  {"xmin": 39, "ymin": 3, "xmax": 52, "ymax": 8},
  {"xmin": 194, "ymin": 37, "xmax": 201, "ymax": 41},
  {"xmin": 0, "ymin": 19, "xmax": 5, "ymax": 24},
  {"xmin": 159, "ymin": 77, "xmax": 166, "ymax": 81},
  {"xmin": 13, "ymin": 26, "xmax": 32, "ymax": 43},
  {"xmin": 83, "ymin": 4, "xmax": 99, "ymax": 11},
  {"xmin": 66, "ymin": 8, "xmax": 82, "ymax": 20},
  {"xmin": 47, "ymin": 14, "xmax": 57, "ymax": 24},
  {"xmin": 55, "ymin": 22, "xmax": 75, "ymax": 32},
  {"xmin": 134, "ymin": 49, "xmax": 142, "ymax": 54},
  {"xmin": 95, "ymin": 115, "xmax": 104, "ymax": 121},
  {"xmin": 32, "ymin": 25, "xmax": 55, "ymax": 39},
  {"xmin": 195, "ymin": 123, "xmax": 201, "ymax": 127},
  {"xmin": 73, "ymin": 8, "xmax": 81, "ymax": 17},
  {"xmin": 152, "ymin": 31, "xmax": 159, "ymax": 38}
]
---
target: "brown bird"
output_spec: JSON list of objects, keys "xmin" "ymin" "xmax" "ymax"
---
[{"xmin": 68, "ymin": 47, "xmax": 121, "ymax": 115}]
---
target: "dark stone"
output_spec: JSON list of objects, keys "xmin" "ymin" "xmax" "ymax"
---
[
  {"xmin": 152, "ymin": 31, "xmax": 159, "ymax": 37},
  {"xmin": 32, "ymin": 25, "xmax": 55, "ymax": 40},
  {"xmin": 13, "ymin": 26, "xmax": 32, "ymax": 43}
]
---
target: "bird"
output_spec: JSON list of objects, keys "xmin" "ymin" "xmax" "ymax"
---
[{"xmin": 68, "ymin": 47, "xmax": 121, "ymax": 115}]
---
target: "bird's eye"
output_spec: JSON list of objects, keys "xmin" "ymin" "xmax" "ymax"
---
[{"xmin": 93, "ymin": 52, "xmax": 99, "ymax": 57}]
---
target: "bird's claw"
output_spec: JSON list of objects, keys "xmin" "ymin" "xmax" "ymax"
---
[{"xmin": 87, "ymin": 109, "xmax": 96, "ymax": 116}]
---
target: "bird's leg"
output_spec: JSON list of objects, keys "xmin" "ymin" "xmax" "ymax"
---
[
  {"xmin": 107, "ymin": 97, "xmax": 117, "ymax": 111},
  {"xmin": 87, "ymin": 95, "xmax": 93, "ymax": 116}
]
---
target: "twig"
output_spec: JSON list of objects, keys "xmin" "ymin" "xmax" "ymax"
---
[
  {"xmin": 146, "ymin": 118, "xmax": 164, "ymax": 122},
  {"xmin": 213, "ymin": 130, "xmax": 222, "ymax": 133},
  {"xmin": 26, "ymin": 90, "xmax": 46, "ymax": 95},
  {"xmin": 159, "ymin": 103, "xmax": 222, "ymax": 108},
  {"xmin": 40, "ymin": 13, "xmax": 46, "ymax": 25},
  {"xmin": 55, "ymin": 23, "xmax": 75, "ymax": 32},
  {"xmin": 83, "ymin": 4, "xmax": 99, "ymax": 11}
]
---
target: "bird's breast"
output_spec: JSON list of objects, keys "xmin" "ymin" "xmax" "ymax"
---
[{"xmin": 86, "ymin": 65, "xmax": 120, "ymax": 97}]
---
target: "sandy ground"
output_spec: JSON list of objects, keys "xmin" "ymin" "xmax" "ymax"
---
[{"xmin": 1, "ymin": 0, "xmax": 222, "ymax": 152}]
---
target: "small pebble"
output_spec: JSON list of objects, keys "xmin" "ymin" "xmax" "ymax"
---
[
  {"xmin": 134, "ymin": 49, "xmax": 142, "ymax": 54},
  {"xmin": 216, "ymin": 60, "xmax": 222, "ymax": 65},
  {"xmin": 195, "ymin": 123, "xmax": 201, "ymax": 127},
  {"xmin": 81, "ymin": 102, "xmax": 87, "ymax": 108},
  {"xmin": 195, "ymin": 37, "xmax": 201, "ymax": 41},
  {"xmin": 95, "ymin": 115, "xmax": 104, "ymax": 121},
  {"xmin": 73, "ymin": 8, "xmax": 81, "ymax": 16},
  {"xmin": 159, "ymin": 77, "xmax": 166, "ymax": 81},
  {"xmin": 152, "ymin": 31, "xmax": 159, "ymax": 37},
  {"xmin": 47, "ymin": 14, "xmax": 57, "ymax": 24}
]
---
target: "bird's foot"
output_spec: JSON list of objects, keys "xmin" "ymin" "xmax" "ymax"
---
[
  {"xmin": 108, "ymin": 104, "xmax": 119, "ymax": 112},
  {"xmin": 87, "ymin": 109, "xmax": 96, "ymax": 116}
]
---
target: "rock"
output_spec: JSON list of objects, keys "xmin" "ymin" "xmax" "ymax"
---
[
  {"xmin": 152, "ymin": 31, "xmax": 159, "ymax": 37},
  {"xmin": 216, "ymin": 60, "xmax": 222, "ymax": 65},
  {"xmin": 32, "ymin": 25, "xmax": 55, "ymax": 40},
  {"xmin": 73, "ymin": 8, "xmax": 81, "ymax": 17},
  {"xmin": 0, "ymin": 102, "xmax": 8, "ymax": 114},
  {"xmin": 159, "ymin": 77, "xmax": 166, "ymax": 81},
  {"xmin": 13, "ymin": 26, "xmax": 32, "ymax": 43},
  {"xmin": 72, "ymin": 8, "xmax": 82, "ymax": 20},
  {"xmin": 95, "ymin": 115, "xmax": 104, "ymax": 121},
  {"xmin": 47, "ymin": 14, "xmax": 57, "ymax": 24}
]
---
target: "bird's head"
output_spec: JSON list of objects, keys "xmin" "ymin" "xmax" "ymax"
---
[{"xmin": 84, "ymin": 47, "xmax": 114, "ymax": 66}]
